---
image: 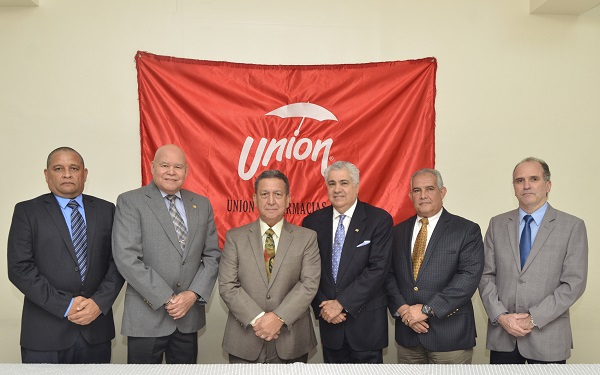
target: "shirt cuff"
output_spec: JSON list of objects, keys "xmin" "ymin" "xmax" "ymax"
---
[
  {"xmin": 251, "ymin": 311, "xmax": 265, "ymax": 326},
  {"xmin": 64, "ymin": 298, "xmax": 74, "ymax": 317}
]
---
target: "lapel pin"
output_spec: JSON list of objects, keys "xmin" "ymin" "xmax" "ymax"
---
[
  {"xmin": 355, "ymin": 229, "xmax": 359, "ymax": 232},
  {"xmin": 192, "ymin": 204, "xmax": 197, "ymax": 209}
]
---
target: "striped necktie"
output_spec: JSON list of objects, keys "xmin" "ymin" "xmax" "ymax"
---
[
  {"xmin": 67, "ymin": 200, "xmax": 87, "ymax": 282},
  {"xmin": 167, "ymin": 195, "xmax": 187, "ymax": 251}
]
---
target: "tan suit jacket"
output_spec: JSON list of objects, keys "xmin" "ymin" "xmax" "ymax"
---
[
  {"xmin": 479, "ymin": 204, "xmax": 588, "ymax": 361},
  {"xmin": 219, "ymin": 220, "xmax": 320, "ymax": 361}
]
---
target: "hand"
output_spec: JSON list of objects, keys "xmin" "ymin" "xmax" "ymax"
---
[
  {"xmin": 67, "ymin": 296, "xmax": 86, "ymax": 317},
  {"xmin": 67, "ymin": 298, "xmax": 101, "ymax": 325},
  {"xmin": 319, "ymin": 299, "xmax": 344, "ymax": 323},
  {"xmin": 409, "ymin": 320, "xmax": 429, "ymax": 334},
  {"xmin": 253, "ymin": 312, "xmax": 283, "ymax": 341},
  {"xmin": 165, "ymin": 290, "xmax": 197, "ymax": 320},
  {"xmin": 400, "ymin": 304, "xmax": 428, "ymax": 326},
  {"xmin": 329, "ymin": 313, "xmax": 347, "ymax": 324},
  {"xmin": 498, "ymin": 313, "xmax": 532, "ymax": 337}
]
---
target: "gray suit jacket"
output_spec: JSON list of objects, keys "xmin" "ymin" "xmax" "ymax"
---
[
  {"xmin": 112, "ymin": 181, "xmax": 221, "ymax": 337},
  {"xmin": 479, "ymin": 204, "xmax": 588, "ymax": 361},
  {"xmin": 219, "ymin": 220, "xmax": 320, "ymax": 361}
]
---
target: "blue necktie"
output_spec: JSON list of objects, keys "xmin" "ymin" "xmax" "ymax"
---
[
  {"xmin": 67, "ymin": 200, "xmax": 87, "ymax": 282},
  {"xmin": 520, "ymin": 215, "xmax": 534, "ymax": 269},
  {"xmin": 332, "ymin": 214, "xmax": 346, "ymax": 283}
]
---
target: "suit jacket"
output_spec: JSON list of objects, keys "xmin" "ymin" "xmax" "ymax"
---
[
  {"xmin": 385, "ymin": 209, "xmax": 484, "ymax": 352},
  {"xmin": 479, "ymin": 204, "xmax": 588, "ymax": 361},
  {"xmin": 219, "ymin": 220, "xmax": 320, "ymax": 361},
  {"xmin": 7, "ymin": 193, "xmax": 124, "ymax": 351},
  {"xmin": 302, "ymin": 200, "xmax": 393, "ymax": 351},
  {"xmin": 112, "ymin": 181, "xmax": 221, "ymax": 337}
]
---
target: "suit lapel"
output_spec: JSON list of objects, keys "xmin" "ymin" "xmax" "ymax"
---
[
  {"xmin": 507, "ymin": 210, "xmax": 522, "ymax": 272},
  {"xmin": 248, "ymin": 221, "xmax": 269, "ymax": 287},
  {"xmin": 43, "ymin": 194, "xmax": 79, "ymax": 265},
  {"xmin": 317, "ymin": 207, "xmax": 335, "ymax": 284},
  {"xmin": 269, "ymin": 221, "xmax": 293, "ymax": 287},
  {"xmin": 522, "ymin": 205, "xmax": 556, "ymax": 272},
  {"xmin": 145, "ymin": 182, "xmax": 183, "ymax": 256},
  {"xmin": 181, "ymin": 190, "xmax": 198, "ymax": 260},
  {"xmin": 403, "ymin": 217, "xmax": 416, "ymax": 280},
  {"xmin": 337, "ymin": 201, "xmax": 366, "ymax": 283},
  {"xmin": 82, "ymin": 195, "xmax": 96, "ymax": 275}
]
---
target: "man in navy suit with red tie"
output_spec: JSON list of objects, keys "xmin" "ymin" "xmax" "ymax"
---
[
  {"xmin": 8, "ymin": 147, "xmax": 123, "ymax": 363},
  {"xmin": 302, "ymin": 161, "xmax": 393, "ymax": 363}
]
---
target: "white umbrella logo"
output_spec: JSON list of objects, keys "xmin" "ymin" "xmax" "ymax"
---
[{"xmin": 265, "ymin": 102, "xmax": 338, "ymax": 136}]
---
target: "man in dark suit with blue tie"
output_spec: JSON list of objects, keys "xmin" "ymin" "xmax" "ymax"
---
[
  {"xmin": 302, "ymin": 161, "xmax": 393, "ymax": 363},
  {"xmin": 386, "ymin": 168, "xmax": 484, "ymax": 364},
  {"xmin": 8, "ymin": 147, "xmax": 124, "ymax": 363}
]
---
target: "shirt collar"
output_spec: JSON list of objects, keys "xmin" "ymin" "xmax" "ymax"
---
[
  {"xmin": 259, "ymin": 218, "xmax": 284, "ymax": 238},
  {"xmin": 159, "ymin": 190, "xmax": 182, "ymax": 200},
  {"xmin": 519, "ymin": 202, "xmax": 548, "ymax": 226},
  {"xmin": 416, "ymin": 206, "xmax": 444, "ymax": 224},
  {"xmin": 54, "ymin": 194, "xmax": 84, "ymax": 209},
  {"xmin": 333, "ymin": 199, "xmax": 358, "ymax": 221}
]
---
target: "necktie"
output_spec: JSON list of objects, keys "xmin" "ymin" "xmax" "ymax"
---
[
  {"xmin": 332, "ymin": 214, "xmax": 346, "ymax": 283},
  {"xmin": 412, "ymin": 217, "xmax": 428, "ymax": 281},
  {"xmin": 264, "ymin": 228, "xmax": 276, "ymax": 280},
  {"xmin": 520, "ymin": 215, "xmax": 534, "ymax": 269},
  {"xmin": 67, "ymin": 200, "xmax": 87, "ymax": 283},
  {"xmin": 166, "ymin": 195, "xmax": 187, "ymax": 251}
]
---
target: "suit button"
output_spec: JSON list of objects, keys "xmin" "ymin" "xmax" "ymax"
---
[
  {"xmin": 177, "ymin": 283, "xmax": 181, "ymax": 287},
  {"xmin": 267, "ymin": 295, "xmax": 271, "ymax": 299},
  {"xmin": 182, "ymin": 261, "xmax": 185, "ymax": 265},
  {"xmin": 74, "ymin": 267, "xmax": 79, "ymax": 272},
  {"xmin": 414, "ymin": 286, "xmax": 419, "ymax": 291},
  {"xmin": 518, "ymin": 280, "xmax": 524, "ymax": 284}
]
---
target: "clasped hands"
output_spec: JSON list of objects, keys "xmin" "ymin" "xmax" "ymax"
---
[
  {"xmin": 497, "ymin": 313, "xmax": 534, "ymax": 337},
  {"xmin": 398, "ymin": 304, "xmax": 429, "ymax": 334},
  {"xmin": 165, "ymin": 290, "xmax": 197, "ymax": 320},
  {"xmin": 253, "ymin": 312, "xmax": 283, "ymax": 341},
  {"xmin": 67, "ymin": 296, "xmax": 101, "ymax": 325},
  {"xmin": 319, "ymin": 299, "xmax": 346, "ymax": 324}
]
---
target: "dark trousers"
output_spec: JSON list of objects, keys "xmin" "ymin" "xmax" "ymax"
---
[
  {"xmin": 127, "ymin": 329, "xmax": 198, "ymax": 364},
  {"xmin": 491, "ymin": 346, "xmax": 566, "ymax": 364},
  {"xmin": 21, "ymin": 333, "xmax": 111, "ymax": 364},
  {"xmin": 323, "ymin": 336, "xmax": 383, "ymax": 364}
]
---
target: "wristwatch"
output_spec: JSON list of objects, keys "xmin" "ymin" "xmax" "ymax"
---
[{"xmin": 421, "ymin": 304, "xmax": 434, "ymax": 317}]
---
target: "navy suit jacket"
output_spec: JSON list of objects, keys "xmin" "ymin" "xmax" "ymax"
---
[
  {"xmin": 8, "ymin": 193, "xmax": 124, "ymax": 351},
  {"xmin": 302, "ymin": 200, "xmax": 393, "ymax": 351},
  {"xmin": 386, "ymin": 209, "xmax": 484, "ymax": 351}
]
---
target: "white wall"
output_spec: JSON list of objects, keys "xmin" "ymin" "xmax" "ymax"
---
[{"xmin": 1, "ymin": 0, "xmax": 598, "ymax": 364}]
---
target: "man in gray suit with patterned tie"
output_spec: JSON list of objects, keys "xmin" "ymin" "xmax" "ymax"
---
[
  {"xmin": 112, "ymin": 144, "xmax": 221, "ymax": 364},
  {"xmin": 386, "ymin": 168, "xmax": 484, "ymax": 364},
  {"xmin": 479, "ymin": 157, "xmax": 588, "ymax": 364},
  {"xmin": 219, "ymin": 170, "xmax": 320, "ymax": 363}
]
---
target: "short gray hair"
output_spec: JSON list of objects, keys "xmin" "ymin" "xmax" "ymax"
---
[
  {"xmin": 410, "ymin": 168, "xmax": 444, "ymax": 190},
  {"xmin": 324, "ymin": 161, "xmax": 360, "ymax": 186}
]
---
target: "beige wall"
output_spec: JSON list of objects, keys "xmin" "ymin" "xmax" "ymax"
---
[{"xmin": 0, "ymin": 0, "xmax": 598, "ymax": 364}]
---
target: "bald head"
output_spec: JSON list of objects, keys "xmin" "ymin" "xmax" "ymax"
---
[{"xmin": 151, "ymin": 144, "xmax": 188, "ymax": 194}]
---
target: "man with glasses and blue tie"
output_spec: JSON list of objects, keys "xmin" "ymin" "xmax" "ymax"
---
[
  {"xmin": 8, "ymin": 147, "xmax": 124, "ymax": 363},
  {"xmin": 479, "ymin": 157, "xmax": 588, "ymax": 364},
  {"xmin": 302, "ymin": 161, "xmax": 393, "ymax": 363}
]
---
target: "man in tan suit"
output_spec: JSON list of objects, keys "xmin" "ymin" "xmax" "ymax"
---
[{"xmin": 219, "ymin": 170, "xmax": 321, "ymax": 363}]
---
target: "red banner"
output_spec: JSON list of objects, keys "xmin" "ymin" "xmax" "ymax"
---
[{"xmin": 137, "ymin": 51, "xmax": 436, "ymax": 247}]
